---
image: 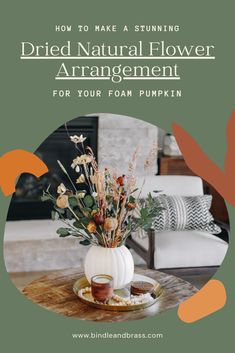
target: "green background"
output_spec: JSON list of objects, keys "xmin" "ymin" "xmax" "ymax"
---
[{"xmin": 0, "ymin": 0, "xmax": 234, "ymax": 351}]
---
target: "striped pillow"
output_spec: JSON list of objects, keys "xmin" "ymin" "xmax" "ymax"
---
[{"xmin": 153, "ymin": 195, "xmax": 221, "ymax": 234}]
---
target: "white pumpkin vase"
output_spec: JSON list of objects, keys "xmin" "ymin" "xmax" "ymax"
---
[{"xmin": 84, "ymin": 245, "xmax": 134, "ymax": 289}]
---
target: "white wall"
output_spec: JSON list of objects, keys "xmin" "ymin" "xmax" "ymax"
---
[{"xmin": 95, "ymin": 113, "xmax": 159, "ymax": 176}]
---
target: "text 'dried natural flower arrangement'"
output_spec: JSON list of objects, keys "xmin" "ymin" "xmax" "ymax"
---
[{"xmin": 42, "ymin": 134, "xmax": 163, "ymax": 248}]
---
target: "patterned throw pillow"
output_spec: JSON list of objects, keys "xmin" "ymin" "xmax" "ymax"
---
[{"xmin": 153, "ymin": 195, "xmax": 221, "ymax": 234}]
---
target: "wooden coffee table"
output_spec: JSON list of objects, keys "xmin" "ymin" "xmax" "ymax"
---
[{"xmin": 22, "ymin": 267, "xmax": 198, "ymax": 322}]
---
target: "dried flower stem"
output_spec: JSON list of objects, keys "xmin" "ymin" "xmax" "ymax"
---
[{"xmin": 57, "ymin": 160, "xmax": 78, "ymax": 193}]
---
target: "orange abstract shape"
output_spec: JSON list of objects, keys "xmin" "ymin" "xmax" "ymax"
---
[
  {"xmin": 0, "ymin": 149, "xmax": 48, "ymax": 196},
  {"xmin": 172, "ymin": 110, "xmax": 235, "ymax": 207},
  {"xmin": 178, "ymin": 279, "xmax": 226, "ymax": 323}
]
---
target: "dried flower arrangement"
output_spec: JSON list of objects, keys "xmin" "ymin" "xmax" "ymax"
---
[{"xmin": 42, "ymin": 134, "xmax": 163, "ymax": 248}]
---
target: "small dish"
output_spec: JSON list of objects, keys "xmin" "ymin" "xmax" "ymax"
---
[{"xmin": 73, "ymin": 273, "xmax": 163, "ymax": 311}]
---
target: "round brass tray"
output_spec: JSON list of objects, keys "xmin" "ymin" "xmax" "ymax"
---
[{"xmin": 73, "ymin": 273, "xmax": 163, "ymax": 311}]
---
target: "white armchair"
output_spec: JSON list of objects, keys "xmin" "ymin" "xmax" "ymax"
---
[{"xmin": 127, "ymin": 176, "xmax": 228, "ymax": 270}]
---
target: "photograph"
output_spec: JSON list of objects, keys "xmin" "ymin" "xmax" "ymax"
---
[{"xmin": 4, "ymin": 113, "xmax": 229, "ymax": 322}]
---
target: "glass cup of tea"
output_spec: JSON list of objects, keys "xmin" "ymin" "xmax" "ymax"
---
[{"xmin": 91, "ymin": 274, "xmax": 113, "ymax": 303}]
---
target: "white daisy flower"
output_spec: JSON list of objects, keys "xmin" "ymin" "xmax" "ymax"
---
[
  {"xmin": 70, "ymin": 134, "xmax": 87, "ymax": 144},
  {"xmin": 57, "ymin": 183, "xmax": 67, "ymax": 195}
]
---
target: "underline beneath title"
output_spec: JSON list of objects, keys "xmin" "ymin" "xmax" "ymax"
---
[
  {"xmin": 55, "ymin": 77, "xmax": 180, "ymax": 80},
  {"xmin": 20, "ymin": 56, "xmax": 215, "ymax": 60}
]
